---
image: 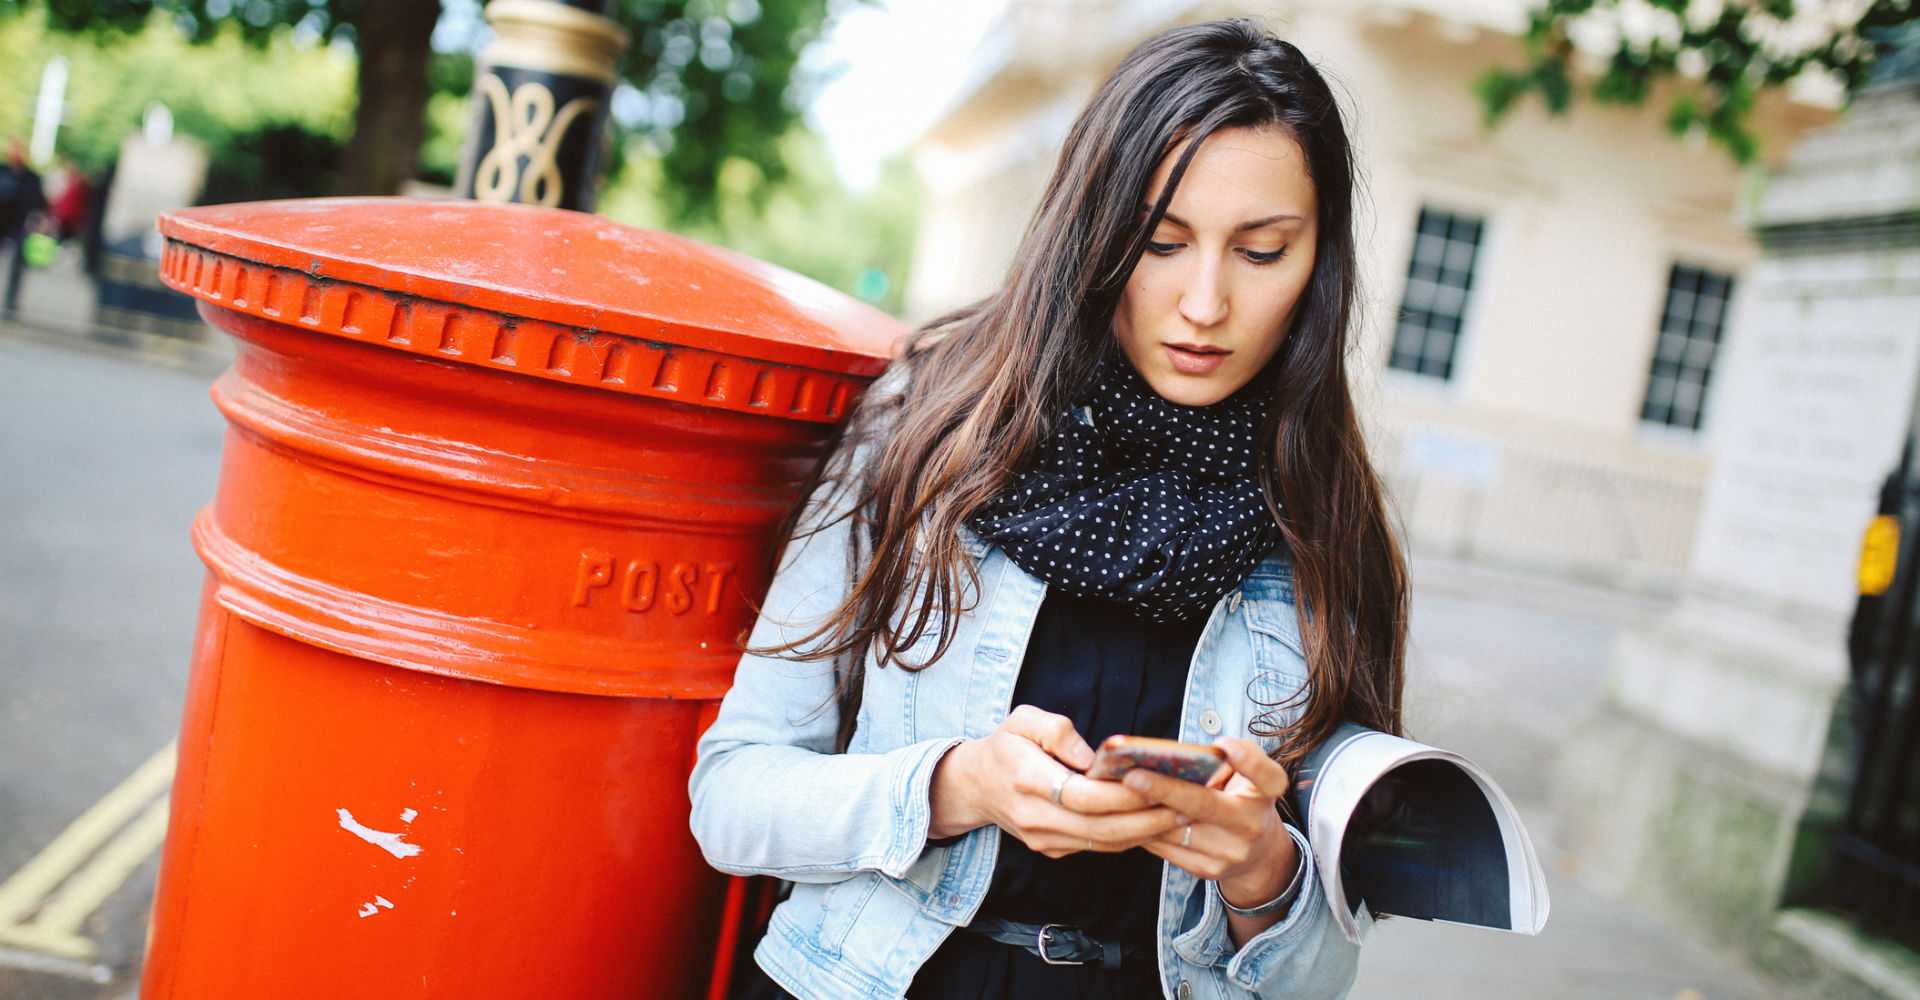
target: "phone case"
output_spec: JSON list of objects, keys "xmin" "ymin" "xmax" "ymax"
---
[{"xmin": 1085, "ymin": 735, "xmax": 1228, "ymax": 784}]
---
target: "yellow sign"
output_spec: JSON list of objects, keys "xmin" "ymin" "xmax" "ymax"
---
[{"xmin": 1859, "ymin": 514, "xmax": 1901, "ymax": 596}]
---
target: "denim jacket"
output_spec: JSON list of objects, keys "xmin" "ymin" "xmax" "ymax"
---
[{"xmin": 689, "ymin": 488, "xmax": 1361, "ymax": 1000}]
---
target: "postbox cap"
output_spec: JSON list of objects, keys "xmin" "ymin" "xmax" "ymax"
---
[{"xmin": 159, "ymin": 198, "xmax": 901, "ymax": 419}]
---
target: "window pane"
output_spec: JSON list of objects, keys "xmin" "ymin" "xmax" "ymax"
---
[
  {"xmin": 1639, "ymin": 264, "xmax": 1735, "ymax": 429},
  {"xmin": 1389, "ymin": 207, "xmax": 1485, "ymax": 381},
  {"xmin": 1444, "ymin": 241, "xmax": 1477, "ymax": 275},
  {"xmin": 1694, "ymin": 294, "xmax": 1724, "ymax": 327}
]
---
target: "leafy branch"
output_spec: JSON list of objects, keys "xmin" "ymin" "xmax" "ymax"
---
[{"xmin": 1476, "ymin": 0, "xmax": 1918, "ymax": 163}]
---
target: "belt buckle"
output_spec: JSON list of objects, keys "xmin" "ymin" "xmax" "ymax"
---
[{"xmin": 1036, "ymin": 923, "xmax": 1087, "ymax": 965}]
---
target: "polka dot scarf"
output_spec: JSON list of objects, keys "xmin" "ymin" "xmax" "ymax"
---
[{"xmin": 968, "ymin": 359, "xmax": 1283, "ymax": 623}]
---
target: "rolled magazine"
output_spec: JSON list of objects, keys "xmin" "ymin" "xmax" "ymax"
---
[{"xmin": 1289, "ymin": 724, "xmax": 1551, "ymax": 944}]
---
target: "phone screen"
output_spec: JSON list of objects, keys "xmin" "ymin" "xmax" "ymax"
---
[{"xmin": 1086, "ymin": 736, "xmax": 1227, "ymax": 784}]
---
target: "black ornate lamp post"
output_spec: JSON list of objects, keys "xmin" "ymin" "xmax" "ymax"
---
[{"xmin": 456, "ymin": 0, "xmax": 627, "ymax": 212}]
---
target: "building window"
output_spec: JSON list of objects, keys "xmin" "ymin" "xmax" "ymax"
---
[
  {"xmin": 1639, "ymin": 264, "xmax": 1733, "ymax": 432},
  {"xmin": 1388, "ymin": 208, "xmax": 1485, "ymax": 380}
]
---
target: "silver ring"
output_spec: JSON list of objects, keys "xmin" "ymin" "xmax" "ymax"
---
[
  {"xmin": 1088, "ymin": 838, "xmax": 1096, "ymax": 852},
  {"xmin": 1182, "ymin": 824, "xmax": 1193, "ymax": 849},
  {"xmin": 1050, "ymin": 771, "xmax": 1073, "ymax": 806}
]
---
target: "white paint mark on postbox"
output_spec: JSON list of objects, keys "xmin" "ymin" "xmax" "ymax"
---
[
  {"xmin": 357, "ymin": 895, "xmax": 395, "ymax": 918},
  {"xmin": 337, "ymin": 809, "xmax": 422, "ymax": 859}
]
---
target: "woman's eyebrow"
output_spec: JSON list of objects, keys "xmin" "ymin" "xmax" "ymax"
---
[
  {"xmin": 1235, "ymin": 213, "xmax": 1306, "ymax": 231},
  {"xmin": 1151, "ymin": 210, "xmax": 1306, "ymax": 232}
]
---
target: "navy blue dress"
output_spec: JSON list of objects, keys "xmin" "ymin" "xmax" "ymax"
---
[{"xmin": 735, "ymin": 591, "xmax": 1203, "ymax": 999}]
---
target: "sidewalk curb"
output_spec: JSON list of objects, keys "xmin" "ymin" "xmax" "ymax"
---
[
  {"xmin": 0, "ymin": 316, "xmax": 232, "ymax": 378},
  {"xmin": 1763, "ymin": 910, "xmax": 1920, "ymax": 1000}
]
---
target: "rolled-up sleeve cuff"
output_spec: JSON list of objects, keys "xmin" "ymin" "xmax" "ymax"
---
[
  {"xmin": 1219, "ymin": 824, "xmax": 1329, "ymax": 987},
  {"xmin": 877, "ymin": 736, "xmax": 969, "ymax": 878}
]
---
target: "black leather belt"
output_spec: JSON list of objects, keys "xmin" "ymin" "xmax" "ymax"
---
[{"xmin": 964, "ymin": 917, "xmax": 1146, "ymax": 970}]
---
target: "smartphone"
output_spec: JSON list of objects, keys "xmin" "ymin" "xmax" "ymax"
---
[{"xmin": 1085, "ymin": 735, "xmax": 1228, "ymax": 785}]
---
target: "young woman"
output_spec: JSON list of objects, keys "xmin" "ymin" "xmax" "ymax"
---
[{"xmin": 690, "ymin": 18, "xmax": 1406, "ymax": 1000}]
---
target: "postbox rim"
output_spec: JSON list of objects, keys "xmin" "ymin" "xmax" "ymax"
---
[{"xmin": 157, "ymin": 197, "xmax": 900, "ymax": 378}]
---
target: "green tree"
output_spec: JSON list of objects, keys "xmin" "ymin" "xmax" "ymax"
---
[
  {"xmin": 0, "ymin": 7, "xmax": 354, "ymax": 182},
  {"xmin": 601, "ymin": 128, "xmax": 920, "ymax": 314},
  {"xmin": 2, "ymin": 0, "xmax": 844, "ymax": 216},
  {"xmin": 1478, "ymin": 0, "xmax": 1919, "ymax": 163}
]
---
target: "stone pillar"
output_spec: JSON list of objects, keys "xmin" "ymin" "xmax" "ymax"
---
[{"xmin": 1554, "ymin": 64, "xmax": 1920, "ymax": 953}]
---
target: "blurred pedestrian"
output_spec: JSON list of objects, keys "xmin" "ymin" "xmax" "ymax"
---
[
  {"xmin": 83, "ymin": 159, "xmax": 114, "ymax": 279},
  {"xmin": 48, "ymin": 156, "xmax": 93, "ymax": 243},
  {"xmin": 1, "ymin": 136, "xmax": 48, "ymax": 320}
]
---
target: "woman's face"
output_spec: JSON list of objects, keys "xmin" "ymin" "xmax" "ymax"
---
[{"xmin": 1114, "ymin": 126, "xmax": 1318, "ymax": 407}]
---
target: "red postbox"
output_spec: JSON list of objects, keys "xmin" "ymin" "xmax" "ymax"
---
[{"xmin": 142, "ymin": 198, "xmax": 902, "ymax": 998}]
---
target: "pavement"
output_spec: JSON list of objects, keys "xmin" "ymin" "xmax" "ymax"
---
[
  {"xmin": 1346, "ymin": 560, "xmax": 1794, "ymax": 1000},
  {"xmin": 0, "ymin": 244, "xmax": 1808, "ymax": 999}
]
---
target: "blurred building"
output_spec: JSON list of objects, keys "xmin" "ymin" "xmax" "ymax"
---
[{"xmin": 902, "ymin": 0, "xmax": 1832, "ymax": 594}]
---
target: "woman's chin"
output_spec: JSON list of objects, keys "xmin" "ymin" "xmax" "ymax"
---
[{"xmin": 1139, "ymin": 371, "xmax": 1240, "ymax": 408}]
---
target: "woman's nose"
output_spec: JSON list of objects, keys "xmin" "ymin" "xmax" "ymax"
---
[{"xmin": 1177, "ymin": 258, "xmax": 1228, "ymax": 328}]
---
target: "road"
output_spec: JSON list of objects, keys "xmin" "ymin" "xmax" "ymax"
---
[{"xmin": 0, "ymin": 334, "xmax": 223, "ymax": 999}]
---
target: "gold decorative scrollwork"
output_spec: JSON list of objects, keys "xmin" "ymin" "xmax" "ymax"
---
[{"xmin": 473, "ymin": 75, "xmax": 598, "ymax": 208}]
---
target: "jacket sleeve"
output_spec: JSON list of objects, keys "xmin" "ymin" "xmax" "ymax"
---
[
  {"xmin": 686, "ymin": 489, "xmax": 962, "ymax": 884},
  {"xmin": 1167, "ymin": 823, "xmax": 1361, "ymax": 999}
]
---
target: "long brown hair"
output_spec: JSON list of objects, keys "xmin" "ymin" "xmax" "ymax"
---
[{"xmin": 772, "ymin": 19, "xmax": 1406, "ymax": 764}]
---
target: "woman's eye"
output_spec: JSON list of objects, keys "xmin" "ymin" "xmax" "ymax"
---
[
  {"xmin": 1242, "ymin": 247, "xmax": 1288, "ymax": 264},
  {"xmin": 1146, "ymin": 240, "xmax": 1182, "ymax": 256}
]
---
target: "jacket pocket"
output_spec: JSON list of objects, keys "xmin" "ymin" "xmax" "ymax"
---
[
  {"xmin": 1242, "ymin": 604, "xmax": 1309, "ymax": 733},
  {"xmin": 809, "ymin": 875, "xmax": 881, "ymax": 956},
  {"xmin": 1242, "ymin": 599, "xmax": 1305, "ymax": 659}
]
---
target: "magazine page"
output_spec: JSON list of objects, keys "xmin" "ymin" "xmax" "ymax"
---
[{"xmin": 1290, "ymin": 724, "xmax": 1549, "ymax": 944}]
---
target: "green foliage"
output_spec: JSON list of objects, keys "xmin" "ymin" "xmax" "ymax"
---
[
  {"xmin": 5, "ymin": 0, "xmax": 855, "ymax": 219},
  {"xmin": 609, "ymin": 0, "xmax": 847, "ymax": 221},
  {"xmin": 601, "ymin": 128, "xmax": 919, "ymax": 315},
  {"xmin": 0, "ymin": 6, "xmax": 353, "ymax": 175},
  {"xmin": 416, "ymin": 89, "xmax": 471, "ymax": 188},
  {"xmin": 5, "ymin": 0, "xmax": 363, "ymax": 45},
  {"xmin": 1, "ymin": 0, "xmax": 901, "ymax": 291},
  {"xmin": 428, "ymin": 48, "xmax": 474, "ymax": 100},
  {"xmin": 199, "ymin": 121, "xmax": 343, "ymax": 203},
  {"xmin": 1479, "ymin": 0, "xmax": 1919, "ymax": 163}
]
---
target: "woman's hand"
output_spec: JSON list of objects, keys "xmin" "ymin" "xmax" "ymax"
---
[
  {"xmin": 929, "ymin": 706, "xmax": 1186, "ymax": 855},
  {"xmin": 1124, "ymin": 738, "xmax": 1302, "ymax": 942}
]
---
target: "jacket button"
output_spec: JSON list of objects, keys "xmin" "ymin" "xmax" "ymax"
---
[
  {"xmin": 1200, "ymin": 709, "xmax": 1222, "ymax": 735},
  {"xmin": 1177, "ymin": 981, "xmax": 1193, "ymax": 1000},
  {"xmin": 1228, "ymin": 591, "xmax": 1242, "ymax": 614}
]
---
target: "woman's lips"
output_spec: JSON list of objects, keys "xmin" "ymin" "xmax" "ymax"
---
[{"xmin": 1165, "ymin": 343, "xmax": 1229, "ymax": 375}]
